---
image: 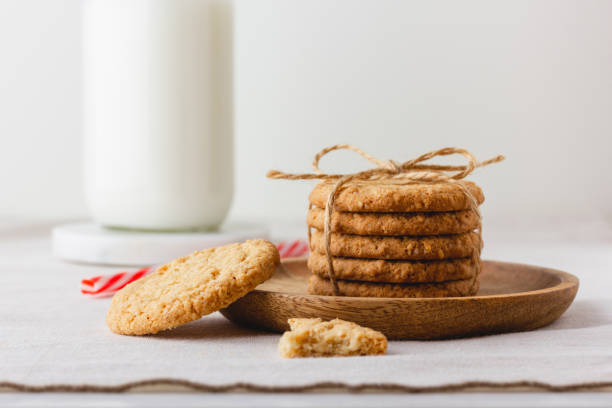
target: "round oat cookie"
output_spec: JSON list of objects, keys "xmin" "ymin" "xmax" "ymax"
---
[
  {"xmin": 307, "ymin": 207, "xmax": 480, "ymax": 236},
  {"xmin": 307, "ymin": 274, "xmax": 480, "ymax": 298},
  {"xmin": 310, "ymin": 229, "xmax": 481, "ymax": 260},
  {"xmin": 106, "ymin": 240, "xmax": 280, "ymax": 335},
  {"xmin": 308, "ymin": 179, "xmax": 484, "ymax": 213},
  {"xmin": 308, "ymin": 253, "xmax": 476, "ymax": 283}
]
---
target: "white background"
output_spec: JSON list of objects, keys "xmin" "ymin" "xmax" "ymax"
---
[{"xmin": 1, "ymin": 0, "xmax": 611, "ymax": 225}]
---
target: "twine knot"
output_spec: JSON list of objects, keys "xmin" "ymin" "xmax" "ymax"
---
[
  {"xmin": 268, "ymin": 145, "xmax": 505, "ymax": 296},
  {"xmin": 383, "ymin": 159, "xmax": 401, "ymax": 174}
]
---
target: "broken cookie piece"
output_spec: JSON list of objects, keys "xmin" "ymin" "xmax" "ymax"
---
[{"xmin": 279, "ymin": 318, "xmax": 387, "ymax": 358}]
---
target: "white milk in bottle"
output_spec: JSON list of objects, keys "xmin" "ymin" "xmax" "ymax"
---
[{"xmin": 83, "ymin": 0, "xmax": 233, "ymax": 231}]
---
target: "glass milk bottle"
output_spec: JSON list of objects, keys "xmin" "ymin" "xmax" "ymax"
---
[{"xmin": 83, "ymin": 0, "xmax": 233, "ymax": 231}]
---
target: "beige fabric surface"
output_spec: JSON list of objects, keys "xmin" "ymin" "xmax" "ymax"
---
[{"xmin": 1, "ymin": 221, "xmax": 611, "ymax": 392}]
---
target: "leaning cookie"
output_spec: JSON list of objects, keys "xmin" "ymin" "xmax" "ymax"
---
[
  {"xmin": 308, "ymin": 253, "xmax": 477, "ymax": 283},
  {"xmin": 106, "ymin": 240, "xmax": 280, "ymax": 335},
  {"xmin": 309, "ymin": 179, "xmax": 484, "ymax": 212},
  {"xmin": 310, "ymin": 229, "xmax": 481, "ymax": 260},
  {"xmin": 307, "ymin": 207, "xmax": 480, "ymax": 236},
  {"xmin": 307, "ymin": 274, "xmax": 480, "ymax": 298}
]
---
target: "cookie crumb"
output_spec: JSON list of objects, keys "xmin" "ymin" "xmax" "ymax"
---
[{"xmin": 279, "ymin": 318, "xmax": 387, "ymax": 358}]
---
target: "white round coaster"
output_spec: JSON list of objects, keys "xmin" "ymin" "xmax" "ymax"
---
[{"xmin": 52, "ymin": 222, "xmax": 270, "ymax": 266}]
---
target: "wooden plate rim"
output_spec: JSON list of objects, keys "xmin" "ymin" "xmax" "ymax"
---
[{"xmin": 258, "ymin": 258, "xmax": 579, "ymax": 301}]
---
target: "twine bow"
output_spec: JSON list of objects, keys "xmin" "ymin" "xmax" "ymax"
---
[{"xmin": 267, "ymin": 145, "xmax": 505, "ymax": 296}]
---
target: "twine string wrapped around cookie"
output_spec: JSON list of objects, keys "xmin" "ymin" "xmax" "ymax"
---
[{"xmin": 268, "ymin": 145, "xmax": 505, "ymax": 296}]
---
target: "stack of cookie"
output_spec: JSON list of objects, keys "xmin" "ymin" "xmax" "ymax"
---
[{"xmin": 306, "ymin": 179, "xmax": 484, "ymax": 298}]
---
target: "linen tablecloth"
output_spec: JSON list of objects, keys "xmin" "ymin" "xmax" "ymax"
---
[{"xmin": 1, "ymin": 220, "xmax": 611, "ymax": 392}]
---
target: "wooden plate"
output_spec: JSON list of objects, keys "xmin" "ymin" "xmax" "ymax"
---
[{"xmin": 221, "ymin": 258, "xmax": 579, "ymax": 340}]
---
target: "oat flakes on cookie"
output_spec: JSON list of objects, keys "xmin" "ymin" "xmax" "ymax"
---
[
  {"xmin": 106, "ymin": 240, "xmax": 280, "ymax": 335},
  {"xmin": 308, "ymin": 179, "xmax": 484, "ymax": 212},
  {"xmin": 310, "ymin": 229, "xmax": 481, "ymax": 260},
  {"xmin": 308, "ymin": 253, "xmax": 477, "ymax": 283},
  {"xmin": 307, "ymin": 207, "xmax": 480, "ymax": 236},
  {"xmin": 308, "ymin": 274, "xmax": 480, "ymax": 298}
]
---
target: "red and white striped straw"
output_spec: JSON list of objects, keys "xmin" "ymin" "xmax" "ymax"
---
[
  {"xmin": 276, "ymin": 239, "xmax": 310, "ymax": 259},
  {"xmin": 81, "ymin": 267, "xmax": 154, "ymax": 299},
  {"xmin": 81, "ymin": 239, "xmax": 309, "ymax": 298}
]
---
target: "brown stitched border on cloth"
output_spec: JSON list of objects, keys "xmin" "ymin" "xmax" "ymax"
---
[{"xmin": 2, "ymin": 379, "xmax": 612, "ymax": 393}]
